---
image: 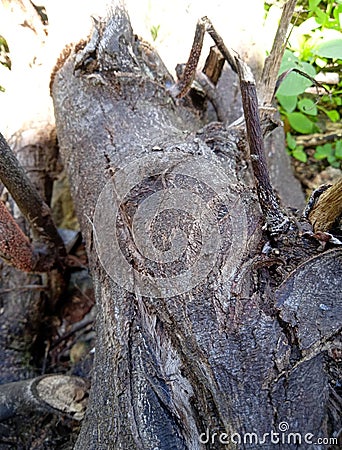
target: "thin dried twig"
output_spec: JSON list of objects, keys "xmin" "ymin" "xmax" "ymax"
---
[
  {"xmin": 172, "ymin": 18, "xmax": 206, "ymax": 98},
  {"xmin": 176, "ymin": 0, "xmax": 297, "ymax": 105},
  {"xmin": 235, "ymin": 57, "xmax": 290, "ymax": 234},
  {"xmin": 173, "ymin": 16, "xmax": 236, "ymax": 99},
  {"xmin": 275, "ymin": 67, "xmax": 330, "ymax": 98},
  {"xmin": 202, "ymin": 16, "xmax": 237, "ymax": 74}
]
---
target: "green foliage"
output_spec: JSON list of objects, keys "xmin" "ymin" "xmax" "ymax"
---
[
  {"xmin": 287, "ymin": 132, "xmax": 307, "ymax": 162},
  {"xmin": 150, "ymin": 25, "xmax": 160, "ymax": 41},
  {"xmin": 275, "ymin": 0, "xmax": 342, "ymax": 166},
  {"xmin": 308, "ymin": 0, "xmax": 342, "ymax": 30},
  {"xmin": 0, "ymin": 34, "xmax": 11, "ymax": 93},
  {"xmin": 287, "ymin": 112, "xmax": 317, "ymax": 133},
  {"xmin": 317, "ymin": 103, "xmax": 340, "ymax": 121},
  {"xmin": 276, "ymin": 50, "xmax": 316, "ymax": 96},
  {"xmin": 314, "ymin": 140, "xmax": 342, "ymax": 167},
  {"xmin": 315, "ymin": 38, "xmax": 342, "ymax": 58},
  {"xmin": 298, "ymin": 98, "xmax": 318, "ymax": 115},
  {"xmin": 0, "ymin": 35, "xmax": 10, "ymax": 66}
]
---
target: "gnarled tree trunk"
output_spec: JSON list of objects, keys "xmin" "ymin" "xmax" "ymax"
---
[{"xmin": 51, "ymin": 2, "xmax": 341, "ymax": 449}]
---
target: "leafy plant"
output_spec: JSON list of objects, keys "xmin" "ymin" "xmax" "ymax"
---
[
  {"xmin": 314, "ymin": 140, "xmax": 342, "ymax": 167},
  {"xmin": 287, "ymin": 132, "xmax": 308, "ymax": 162},
  {"xmin": 275, "ymin": 0, "xmax": 342, "ymax": 165},
  {"xmin": 276, "ymin": 49, "xmax": 320, "ymax": 136}
]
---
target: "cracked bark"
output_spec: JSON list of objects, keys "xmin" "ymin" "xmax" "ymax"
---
[{"xmin": 51, "ymin": 2, "xmax": 340, "ymax": 449}]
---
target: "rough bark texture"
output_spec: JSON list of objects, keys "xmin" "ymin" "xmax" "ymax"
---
[
  {"xmin": 308, "ymin": 177, "xmax": 342, "ymax": 232},
  {"xmin": 51, "ymin": 4, "xmax": 340, "ymax": 449}
]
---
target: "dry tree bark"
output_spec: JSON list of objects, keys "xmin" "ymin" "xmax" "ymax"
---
[
  {"xmin": 0, "ymin": 196, "xmax": 36, "ymax": 272},
  {"xmin": 49, "ymin": 1, "xmax": 342, "ymax": 448},
  {"xmin": 308, "ymin": 177, "xmax": 342, "ymax": 233}
]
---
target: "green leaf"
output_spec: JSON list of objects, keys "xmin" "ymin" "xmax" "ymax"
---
[
  {"xmin": 327, "ymin": 154, "xmax": 337, "ymax": 165},
  {"xmin": 286, "ymin": 132, "xmax": 297, "ymax": 150},
  {"xmin": 287, "ymin": 112, "xmax": 315, "ymax": 134},
  {"xmin": 335, "ymin": 141, "xmax": 342, "ymax": 159},
  {"xmin": 0, "ymin": 35, "xmax": 9, "ymax": 52},
  {"xmin": 333, "ymin": 5, "xmax": 342, "ymax": 27},
  {"xmin": 314, "ymin": 143, "xmax": 333, "ymax": 160},
  {"xmin": 279, "ymin": 49, "xmax": 298, "ymax": 69},
  {"xmin": 277, "ymin": 94, "xmax": 297, "ymax": 112},
  {"xmin": 277, "ymin": 59, "xmax": 316, "ymax": 96},
  {"xmin": 315, "ymin": 39, "xmax": 342, "ymax": 59},
  {"xmin": 325, "ymin": 110, "xmax": 340, "ymax": 122},
  {"xmin": 292, "ymin": 147, "xmax": 307, "ymax": 163},
  {"xmin": 309, "ymin": 0, "xmax": 321, "ymax": 10},
  {"xmin": 297, "ymin": 17, "xmax": 321, "ymax": 35},
  {"xmin": 276, "ymin": 70, "xmax": 314, "ymax": 96},
  {"xmin": 298, "ymin": 98, "xmax": 317, "ymax": 116},
  {"xmin": 314, "ymin": 8, "xmax": 329, "ymax": 25}
]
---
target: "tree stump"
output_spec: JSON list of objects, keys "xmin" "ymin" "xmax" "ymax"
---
[{"xmin": 48, "ymin": 2, "xmax": 341, "ymax": 449}]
